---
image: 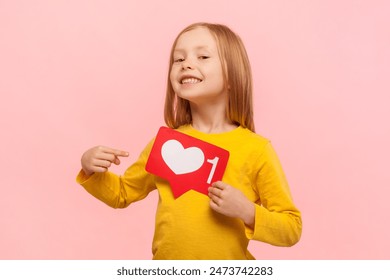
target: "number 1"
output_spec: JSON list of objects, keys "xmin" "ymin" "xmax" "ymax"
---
[{"xmin": 206, "ymin": 157, "xmax": 219, "ymax": 184}]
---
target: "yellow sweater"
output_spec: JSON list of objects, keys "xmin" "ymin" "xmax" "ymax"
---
[{"xmin": 76, "ymin": 125, "xmax": 302, "ymax": 259}]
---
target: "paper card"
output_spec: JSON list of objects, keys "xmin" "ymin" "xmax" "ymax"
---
[{"xmin": 145, "ymin": 127, "xmax": 230, "ymax": 198}]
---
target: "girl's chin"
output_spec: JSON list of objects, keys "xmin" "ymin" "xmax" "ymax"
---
[{"xmin": 177, "ymin": 94, "xmax": 226, "ymax": 106}]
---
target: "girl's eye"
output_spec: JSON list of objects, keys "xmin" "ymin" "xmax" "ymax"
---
[
  {"xmin": 199, "ymin": 56, "xmax": 209, "ymax": 60},
  {"xmin": 174, "ymin": 58, "xmax": 184, "ymax": 63}
]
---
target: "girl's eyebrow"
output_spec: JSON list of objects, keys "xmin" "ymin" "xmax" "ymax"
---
[{"xmin": 174, "ymin": 46, "xmax": 211, "ymax": 53}]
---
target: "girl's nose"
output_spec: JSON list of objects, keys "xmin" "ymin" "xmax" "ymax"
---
[{"xmin": 181, "ymin": 60, "xmax": 194, "ymax": 70}]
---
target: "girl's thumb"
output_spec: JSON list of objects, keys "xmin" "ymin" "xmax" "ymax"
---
[{"xmin": 114, "ymin": 156, "xmax": 121, "ymax": 165}]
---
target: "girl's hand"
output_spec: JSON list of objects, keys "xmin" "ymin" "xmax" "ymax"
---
[
  {"xmin": 81, "ymin": 146, "xmax": 129, "ymax": 177},
  {"xmin": 208, "ymin": 181, "xmax": 255, "ymax": 228}
]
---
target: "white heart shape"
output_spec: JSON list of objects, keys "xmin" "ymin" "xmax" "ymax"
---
[{"xmin": 161, "ymin": 140, "xmax": 205, "ymax": 175}]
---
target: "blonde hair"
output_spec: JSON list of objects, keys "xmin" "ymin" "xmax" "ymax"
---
[{"xmin": 164, "ymin": 22, "xmax": 255, "ymax": 132}]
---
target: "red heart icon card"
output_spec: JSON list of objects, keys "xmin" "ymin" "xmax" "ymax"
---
[{"xmin": 145, "ymin": 127, "xmax": 230, "ymax": 198}]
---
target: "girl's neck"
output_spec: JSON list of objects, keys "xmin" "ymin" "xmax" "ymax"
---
[{"xmin": 190, "ymin": 101, "xmax": 238, "ymax": 134}]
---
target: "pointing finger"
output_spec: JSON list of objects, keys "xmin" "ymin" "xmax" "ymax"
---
[{"xmin": 100, "ymin": 146, "xmax": 129, "ymax": 157}]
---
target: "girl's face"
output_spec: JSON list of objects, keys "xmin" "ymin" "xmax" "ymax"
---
[{"xmin": 170, "ymin": 27, "xmax": 227, "ymax": 106}]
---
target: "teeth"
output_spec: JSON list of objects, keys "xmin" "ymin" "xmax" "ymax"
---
[{"xmin": 181, "ymin": 78, "xmax": 201, "ymax": 84}]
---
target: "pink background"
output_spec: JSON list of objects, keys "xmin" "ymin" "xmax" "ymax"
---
[{"xmin": 1, "ymin": 0, "xmax": 389, "ymax": 259}]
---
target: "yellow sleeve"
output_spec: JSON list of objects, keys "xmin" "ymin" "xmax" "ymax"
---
[
  {"xmin": 245, "ymin": 142, "xmax": 302, "ymax": 246},
  {"xmin": 76, "ymin": 140, "xmax": 156, "ymax": 209}
]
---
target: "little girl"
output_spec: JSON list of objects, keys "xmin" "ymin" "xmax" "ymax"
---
[{"xmin": 77, "ymin": 22, "xmax": 302, "ymax": 260}]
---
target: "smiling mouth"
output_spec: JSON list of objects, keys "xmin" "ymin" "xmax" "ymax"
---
[{"xmin": 181, "ymin": 78, "xmax": 202, "ymax": 84}]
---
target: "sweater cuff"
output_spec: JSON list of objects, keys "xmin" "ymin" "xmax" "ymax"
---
[
  {"xmin": 76, "ymin": 169, "xmax": 96, "ymax": 184},
  {"xmin": 244, "ymin": 204, "xmax": 267, "ymax": 240}
]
